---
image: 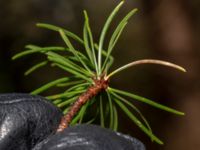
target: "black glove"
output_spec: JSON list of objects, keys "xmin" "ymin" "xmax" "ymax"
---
[
  {"xmin": 0, "ymin": 93, "xmax": 145, "ymax": 150},
  {"xmin": 0, "ymin": 93, "xmax": 63, "ymax": 150},
  {"xmin": 33, "ymin": 124, "xmax": 145, "ymax": 150}
]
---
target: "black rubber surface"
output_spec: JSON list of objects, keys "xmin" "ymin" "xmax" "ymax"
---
[
  {"xmin": 33, "ymin": 124, "xmax": 145, "ymax": 150},
  {"xmin": 0, "ymin": 93, "xmax": 145, "ymax": 150},
  {"xmin": 0, "ymin": 93, "xmax": 63, "ymax": 150}
]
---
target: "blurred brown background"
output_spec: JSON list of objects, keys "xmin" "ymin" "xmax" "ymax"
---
[{"xmin": 0, "ymin": 0, "xmax": 200, "ymax": 149}]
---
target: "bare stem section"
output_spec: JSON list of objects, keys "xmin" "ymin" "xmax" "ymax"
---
[{"xmin": 57, "ymin": 78, "xmax": 108, "ymax": 132}]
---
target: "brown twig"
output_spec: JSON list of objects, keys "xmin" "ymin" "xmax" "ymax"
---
[{"xmin": 57, "ymin": 77, "xmax": 108, "ymax": 132}]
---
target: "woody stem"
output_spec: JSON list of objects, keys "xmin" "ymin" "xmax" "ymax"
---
[{"xmin": 57, "ymin": 78, "xmax": 109, "ymax": 132}]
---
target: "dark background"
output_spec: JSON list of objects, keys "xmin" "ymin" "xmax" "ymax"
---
[{"xmin": 0, "ymin": 0, "xmax": 200, "ymax": 149}]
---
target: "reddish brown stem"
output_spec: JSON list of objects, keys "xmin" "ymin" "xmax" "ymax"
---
[{"xmin": 57, "ymin": 78, "xmax": 108, "ymax": 132}]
